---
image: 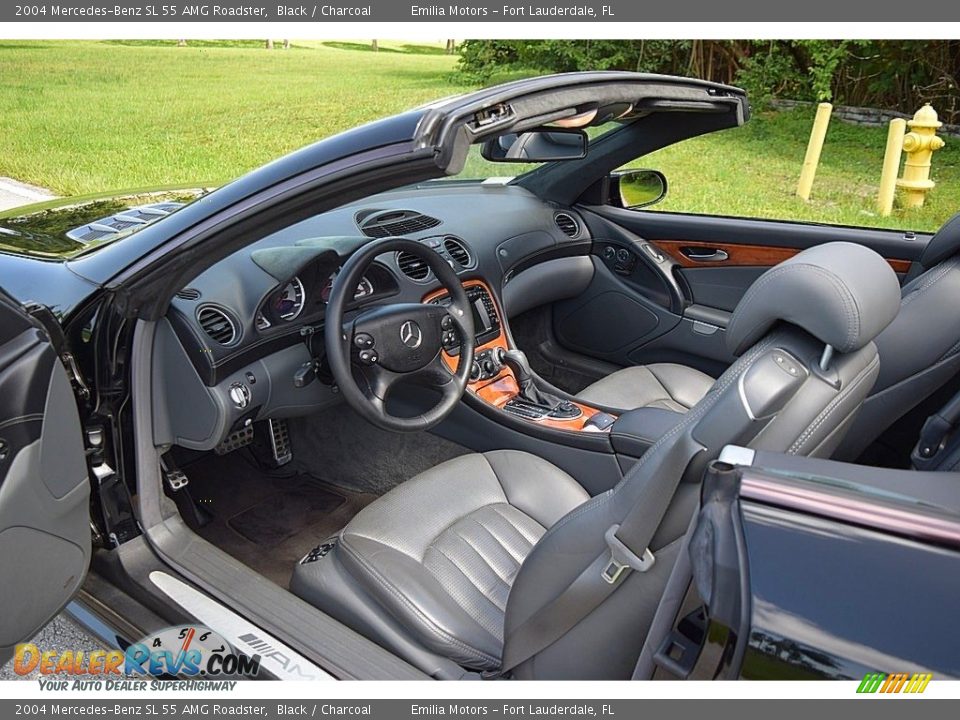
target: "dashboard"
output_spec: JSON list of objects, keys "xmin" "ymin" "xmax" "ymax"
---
[{"xmin": 154, "ymin": 182, "xmax": 596, "ymax": 451}]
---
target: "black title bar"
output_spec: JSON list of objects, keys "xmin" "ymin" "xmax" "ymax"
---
[{"xmin": 5, "ymin": 0, "xmax": 951, "ymax": 22}]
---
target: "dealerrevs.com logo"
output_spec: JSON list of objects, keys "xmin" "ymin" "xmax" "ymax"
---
[{"xmin": 14, "ymin": 625, "xmax": 262, "ymax": 688}]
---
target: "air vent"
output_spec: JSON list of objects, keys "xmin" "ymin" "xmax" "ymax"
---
[
  {"xmin": 554, "ymin": 212, "xmax": 581, "ymax": 238},
  {"xmin": 66, "ymin": 201, "xmax": 186, "ymax": 244},
  {"xmin": 358, "ymin": 209, "xmax": 442, "ymax": 238},
  {"xmin": 443, "ymin": 237, "xmax": 472, "ymax": 268},
  {"xmin": 176, "ymin": 288, "xmax": 201, "ymax": 301},
  {"xmin": 396, "ymin": 251, "xmax": 431, "ymax": 281},
  {"xmin": 197, "ymin": 305, "xmax": 238, "ymax": 346}
]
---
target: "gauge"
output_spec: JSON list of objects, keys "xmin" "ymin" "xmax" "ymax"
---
[
  {"xmin": 272, "ymin": 277, "xmax": 306, "ymax": 321},
  {"xmin": 320, "ymin": 273, "xmax": 374, "ymax": 304}
]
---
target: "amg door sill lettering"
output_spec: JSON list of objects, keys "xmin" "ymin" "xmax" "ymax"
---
[{"xmin": 148, "ymin": 571, "xmax": 331, "ymax": 682}]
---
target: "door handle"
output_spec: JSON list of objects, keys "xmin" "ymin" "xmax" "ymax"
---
[{"xmin": 681, "ymin": 247, "xmax": 729, "ymax": 262}]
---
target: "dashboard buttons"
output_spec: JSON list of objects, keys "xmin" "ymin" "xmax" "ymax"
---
[
  {"xmin": 441, "ymin": 314, "xmax": 454, "ymax": 330},
  {"xmin": 358, "ymin": 349, "xmax": 379, "ymax": 365},
  {"xmin": 603, "ymin": 246, "xmax": 617, "ymax": 261},
  {"xmin": 354, "ymin": 333, "xmax": 375, "ymax": 350},
  {"xmin": 469, "ymin": 348, "xmax": 505, "ymax": 383},
  {"xmin": 616, "ymin": 248, "xmax": 631, "ymax": 264},
  {"xmin": 229, "ymin": 382, "xmax": 251, "ymax": 409}
]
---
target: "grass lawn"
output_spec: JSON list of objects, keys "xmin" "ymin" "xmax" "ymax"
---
[
  {"xmin": 0, "ymin": 40, "xmax": 472, "ymax": 195},
  {"xmin": 635, "ymin": 108, "xmax": 960, "ymax": 232},
  {"xmin": 0, "ymin": 40, "xmax": 956, "ymax": 232}
]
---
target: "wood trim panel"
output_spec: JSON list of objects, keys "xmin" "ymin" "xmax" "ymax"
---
[
  {"xmin": 651, "ymin": 239, "xmax": 911, "ymax": 274},
  {"xmin": 422, "ymin": 279, "xmax": 612, "ymax": 433}
]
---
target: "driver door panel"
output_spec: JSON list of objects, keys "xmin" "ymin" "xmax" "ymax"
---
[{"xmin": 0, "ymin": 291, "xmax": 90, "ymax": 664}]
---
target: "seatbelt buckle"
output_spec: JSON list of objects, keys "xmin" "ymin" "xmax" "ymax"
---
[{"xmin": 601, "ymin": 524, "xmax": 655, "ymax": 584}]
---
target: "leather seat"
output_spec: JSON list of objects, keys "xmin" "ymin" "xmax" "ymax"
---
[
  {"xmin": 293, "ymin": 242, "xmax": 901, "ymax": 679},
  {"xmin": 578, "ymin": 212, "xmax": 960, "ymax": 462},
  {"xmin": 292, "ymin": 451, "xmax": 589, "ymax": 671},
  {"xmin": 575, "ymin": 363, "xmax": 714, "ymax": 412},
  {"xmin": 835, "ymin": 212, "xmax": 960, "ymax": 459}
]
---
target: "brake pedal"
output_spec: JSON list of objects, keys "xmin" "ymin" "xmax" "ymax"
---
[{"xmin": 269, "ymin": 418, "xmax": 293, "ymax": 467}]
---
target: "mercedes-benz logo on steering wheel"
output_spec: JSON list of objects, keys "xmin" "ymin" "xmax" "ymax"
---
[{"xmin": 399, "ymin": 320, "xmax": 423, "ymax": 349}]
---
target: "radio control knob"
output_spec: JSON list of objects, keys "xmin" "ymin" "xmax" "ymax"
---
[
  {"xmin": 470, "ymin": 362, "xmax": 481, "ymax": 381},
  {"xmin": 493, "ymin": 347, "xmax": 506, "ymax": 366}
]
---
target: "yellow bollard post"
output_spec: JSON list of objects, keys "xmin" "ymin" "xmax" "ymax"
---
[
  {"xmin": 897, "ymin": 104, "xmax": 945, "ymax": 209},
  {"xmin": 877, "ymin": 118, "xmax": 907, "ymax": 216},
  {"xmin": 797, "ymin": 102, "xmax": 833, "ymax": 201}
]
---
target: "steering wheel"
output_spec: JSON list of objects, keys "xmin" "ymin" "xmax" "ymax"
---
[{"xmin": 325, "ymin": 237, "xmax": 476, "ymax": 433}]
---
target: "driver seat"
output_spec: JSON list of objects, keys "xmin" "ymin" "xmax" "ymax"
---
[{"xmin": 292, "ymin": 242, "xmax": 901, "ymax": 679}]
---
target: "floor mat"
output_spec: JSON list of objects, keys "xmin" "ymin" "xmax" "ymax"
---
[
  {"xmin": 181, "ymin": 450, "xmax": 376, "ymax": 588},
  {"xmin": 286, "ymin": 404, "xmax": 469, "ymax": 496},
  {"xmin": 227, "ymin": 478, "xmax": 346, "ymax": 546}
]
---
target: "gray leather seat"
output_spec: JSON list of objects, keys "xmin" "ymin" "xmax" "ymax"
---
[
  {"xmin": 579, "ymin": 212, "xmax": 960, "ymax": 463},
  {"xmin": 291, "ymin": 451, "xmax": 589, "ymax": 671},
  {"xmin": 835, "ymin": 212, "xmax": 960, "ymax": 459},
  {"xmin": 576, "ymin": 363, "xmax": 714, "ymax": 412},
  {"xmin": 293, "ymin": 242, "xmax": 901, "ymax": 679}
]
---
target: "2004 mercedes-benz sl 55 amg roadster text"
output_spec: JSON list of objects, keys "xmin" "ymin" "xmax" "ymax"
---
[{"xmin": 1, "ymin": 72, "xmax": 958, "ymax": 681}]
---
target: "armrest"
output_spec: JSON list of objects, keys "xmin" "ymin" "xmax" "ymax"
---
[{"xmin": 611, "ymin": 407, "xmax": 686, "ymax": 458}]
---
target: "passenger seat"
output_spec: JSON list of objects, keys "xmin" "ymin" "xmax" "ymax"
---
[{"xmin": 576, "ymin": 211, "xmax": 960, "ymax": 461}]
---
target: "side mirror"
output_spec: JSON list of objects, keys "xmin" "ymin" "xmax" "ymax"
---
[
  {"xmin": 481, "ymin": 128, "xmax": 588, "ymax": 163},
  {"xmin": 611, "ymin": 169, "xmax": 668, "ymax": 209}
]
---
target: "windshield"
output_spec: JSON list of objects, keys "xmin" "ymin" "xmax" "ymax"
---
[{"xmin": 450, "ymin": 120, "xmax": 627, "ymax": 183}]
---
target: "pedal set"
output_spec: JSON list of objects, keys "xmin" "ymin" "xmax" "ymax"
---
[
  {"xmin": 214, "ymin": 423, "xmax": 255, "ymax": 455},
  {"xmin": 214, "ymin": 418, "xmax": 292, "ymax": 467}
]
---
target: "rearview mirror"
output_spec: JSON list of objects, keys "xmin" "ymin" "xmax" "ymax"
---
[
  {"xmin": 612, "ymin": 169, "xmax": 668, "ymax": 209},
  {"xmin": 481, "ymin": 129, "xmax": 588, "ymax": 163}
]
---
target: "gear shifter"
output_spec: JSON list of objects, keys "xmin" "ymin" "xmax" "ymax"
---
[
  {"xmin": 501, "ymin": 349, "xmax": 581, "ymax": 420},
  {"xmin": 502, "ymin": 349, "xmax": 552, "ymax": 406}
]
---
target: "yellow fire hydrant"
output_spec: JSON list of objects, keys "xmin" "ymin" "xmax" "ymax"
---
[{"xmin": 897, "ymin": 104, "xmax": 946, "ymax": 209}]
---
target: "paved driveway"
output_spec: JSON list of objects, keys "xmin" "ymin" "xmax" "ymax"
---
[
  {"xmin": 0, "ymin": 615, "xmax": 108, "ymax": 680},
  {"xmin": 0, "ymin": 177, "xmax": 56, "ymax": 212}
]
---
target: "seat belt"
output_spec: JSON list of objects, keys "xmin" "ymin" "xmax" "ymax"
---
[
  {"xmin": 912, "ymin": 385, "xmax": 960, "ymax": 470},
  {"xmin": 496, "ymin": 440, "xmax": 701, "ymax": 676}
]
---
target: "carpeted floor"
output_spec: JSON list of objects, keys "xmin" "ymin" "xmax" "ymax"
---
[
  {"xmin": 177, "ymin": 406, "xmax": 470, "ymax": 587},
  {"xmin": 181, "ymin": 449, "xmax": 376, "ymax": 588},
  {"xmin": 285, "ymin": 404, "xmax": 470, "ymax": 496}
]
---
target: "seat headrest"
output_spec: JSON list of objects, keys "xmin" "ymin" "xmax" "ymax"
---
[
  {"xmin": 726, "ymin": 241, "xmax": 901, "ymax": 356},
  {"xmin": 919, "ymin": 212, "xmax": 960, "ymax": 269}
]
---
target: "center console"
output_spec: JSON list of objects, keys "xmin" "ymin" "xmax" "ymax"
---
[{"xmin": 425, "ymin": 279, "xmax": 615, "ymax": 433}]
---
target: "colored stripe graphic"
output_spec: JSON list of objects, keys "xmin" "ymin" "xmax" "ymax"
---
[{"xmin": 857, "ymin": 672, "xmax": 931, "ymax": 694}]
